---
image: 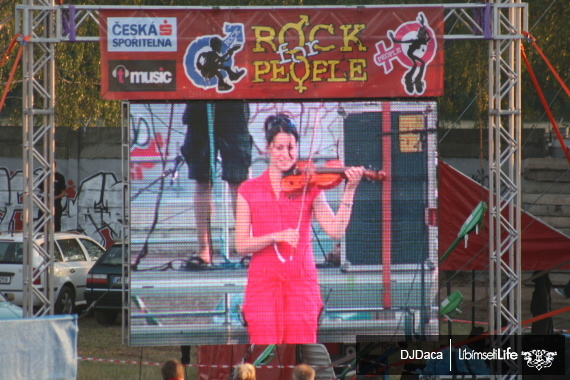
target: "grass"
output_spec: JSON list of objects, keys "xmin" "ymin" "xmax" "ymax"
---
[{"xmin": 77, "ymin": 314, "xmax": 197, "ymax": 380}]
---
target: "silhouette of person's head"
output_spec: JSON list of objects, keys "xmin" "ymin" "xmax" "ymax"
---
[
  {"xmin": 233, "ymin": 363, "xmax": 256, "ymax": 380},
  {"xmin": 210, "ymin": 36, "xmax": 223, "ymax": 52},
  {"xmin": 161, "ymin": 359, "xmax": 184, "ymax": 380},
  {"xmin": 292, "ymin": 364, "xmax": 315, "ymax": 380}
]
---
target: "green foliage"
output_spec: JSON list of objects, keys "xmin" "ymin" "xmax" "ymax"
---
[
  {"xmin": 440, "ymin": 39, "xmax": 489, "ymax": 124},
  {"xmin": 56, "ymin": 29, "xmax": 120, "ymax": 128},
  {"xmin": 0, "ymin": 1, "xmax": 21, "ymax": 126},
  {"xmin": 522, "ymin": 1, "xmax": 569, "ymax": 121},
  {"xmin": 1, "ymin": 0, "xmax": 568, "ymax": 128}
]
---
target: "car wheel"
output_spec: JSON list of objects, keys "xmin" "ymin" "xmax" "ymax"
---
[
  {"xmin": 95, "ymin": 309, "xmax": 119, "ymax": 325},
  {"xmin": 55, "ymin": 286, "xmax": 75, "ymax": 314}
]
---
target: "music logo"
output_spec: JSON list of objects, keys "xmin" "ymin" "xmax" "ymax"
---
[{"xmin": 109, "ymin": 60, "xmax": 176, "ymax": 92}]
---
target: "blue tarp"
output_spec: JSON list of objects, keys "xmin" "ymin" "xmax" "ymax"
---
[{"xmin": 0, "ymin": 314, "xmax": 77, "ymax": 379}]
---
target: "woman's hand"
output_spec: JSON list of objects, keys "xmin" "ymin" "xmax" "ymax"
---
[
  {"xmin": 272, "ymin": 228, "xmax": 299, "ymax": 248},
  {"xmin": 344, "ymin": 166, "xmax": 364, "ymax": 190}
]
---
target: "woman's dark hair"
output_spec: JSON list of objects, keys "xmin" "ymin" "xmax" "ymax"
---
[{"xmin": 264, "ymin": 114, "xmax": 299, "ymax": 144}]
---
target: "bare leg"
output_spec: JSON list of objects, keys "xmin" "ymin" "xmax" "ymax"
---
[
  {"xmin": 195, "ymin": 181, "xmax": 241, "ymax": 263},
  {"xmin": 194, "ymin": 181, "xmax": 213, "ymax": 263}
]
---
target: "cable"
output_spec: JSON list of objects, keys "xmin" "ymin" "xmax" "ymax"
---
[
  {"xmin": 521, "ymin": 44, "xmax": 570, "ymax": 163},
  {"xmin": 523, "ymin": 32, "xmax": 570, "ymax": 98},
  {"xmin": 133, "ymin": 104, "xmax": 176, "ymax": 269},
  {"xmin": 438, "ymin": 88, "xmax": 485, "ymax": 144},
  {"xmin": 439, "ymin": 0, "xmax": 565, "ymax": 148},
  {"xmin": 81, "ymin": 279, "xmax": 122, "ymax": 318},
  {"xmin": 311, "ymin": 223, "xmax": 329, "ymax": 261},
  {"xmin": 529, "ymin": 0, "xmax": 559, "ymax": 32},
  {"xmin": 516, "ymin": 71, "xmax": 570, "ymax": 235},
  {"xmin": 521, "ymin": 83, "xmax": 565, "ymax": 152},
  {"xmin": 139, "ymin": 347, "xmax": 143, "ymax": 380},
  {"xmin": 0, "ymin": 52, "xmax": 21, "ymax": 111},
  {"xmin": 275, "ymin": 345, "xmax": 284, "ymax": 380}
]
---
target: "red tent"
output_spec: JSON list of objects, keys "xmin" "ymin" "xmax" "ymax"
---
[{"xmin": 439, "ymin": 160, "xmax": 570, "ymax": 271}]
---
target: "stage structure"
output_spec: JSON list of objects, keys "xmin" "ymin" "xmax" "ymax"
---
[
  {"xmin": 126, "ymin": 99, "xmax": 440, "ymax": 345},
  {"xmin": 107, "ymin": 5, "xmax": 445, "ymax": 345},
  {"xmin": 18, "ymin": 0, "xmax": 525, "ymax": 376}
]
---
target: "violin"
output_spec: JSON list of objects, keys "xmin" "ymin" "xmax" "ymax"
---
[{"xmin": 281, "ymin": 160, "xmax": 386, "ymax": 193}]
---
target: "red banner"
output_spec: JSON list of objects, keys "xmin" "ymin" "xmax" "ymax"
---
[{"xmin": 99, "ymin": 7, "xmax": 444, "ymax": 100}]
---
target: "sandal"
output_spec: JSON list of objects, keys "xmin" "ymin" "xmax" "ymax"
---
[{"xmin": 185, "ymin": 256, "xmax": 211, "ymax": 270}]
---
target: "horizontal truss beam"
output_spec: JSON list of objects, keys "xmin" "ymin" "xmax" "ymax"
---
[{"xmin": 15, "ymin": 3, "xmax": 527, "ymax": 43}]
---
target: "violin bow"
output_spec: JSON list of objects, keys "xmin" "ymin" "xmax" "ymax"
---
[
  {"xmin": 292, "ymin": 109, "xmax": 319, "ymax": 260},
  {"xmin": 272, "ymin": 109, "xmax": 319, "ymax": 262}
]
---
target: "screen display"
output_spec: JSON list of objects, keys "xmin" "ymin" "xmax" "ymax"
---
[{"xmin": 127, "ymin": 100, "xmax": 438, "ymax": 346}]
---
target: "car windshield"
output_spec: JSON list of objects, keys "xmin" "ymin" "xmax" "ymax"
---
[
  {"xmin": 0, "ymin": 242, "xmax": 23, "ymax": 263},
  {"xmin": 100, "ymin": 245, "xmax": 123, "ymax": 265},
  {"xmin": 80, "ymin": 239, "xmax": 105, "ymax": 260}
]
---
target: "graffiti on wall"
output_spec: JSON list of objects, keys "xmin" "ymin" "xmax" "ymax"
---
[{"xmin": 0, "ymin": 167, "xmax": 122, "ymax": 249}]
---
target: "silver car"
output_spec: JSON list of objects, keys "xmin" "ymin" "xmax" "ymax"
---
[{"xmin": 0, "ymin": 232, "xmax": 106, "ymax": 314}]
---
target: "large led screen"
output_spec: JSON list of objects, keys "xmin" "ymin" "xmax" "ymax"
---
[{"xmin": 127, "ymin": 100, "xmax": 438, "ymax": 346}]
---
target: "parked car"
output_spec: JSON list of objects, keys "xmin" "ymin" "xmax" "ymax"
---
[
  {"xmin": 84, "ymin": 243, "xmax": 125, "ymax": 325},
  {"xmin": 0, "ymin": 292, "xmax": 22, "ymax": 320},
  {"xmin": 0, "ymin": 232, "xmax": 106, "ymax": 314}
]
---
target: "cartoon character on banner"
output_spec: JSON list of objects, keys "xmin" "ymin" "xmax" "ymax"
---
[
  {"xmin": 184, "ymin": 23, "xmax": 247, "ymax": 93},
  {"xmin": 374, "ymin": 12, "xmax": 437, "ymax": 96}
]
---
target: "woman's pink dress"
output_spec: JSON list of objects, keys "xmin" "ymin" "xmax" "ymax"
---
[{"xmin": 238, "ymin": 169, "xmax": 323, "ymax": 344}]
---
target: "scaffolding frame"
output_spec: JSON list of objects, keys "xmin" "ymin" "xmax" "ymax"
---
[
  {"xmin": 488, "ymin": 1, "xmax": 524, "ymax": 378},
  {"xmin": 17, "ymin": 1, "xmax": 525, "ymax": 376}
]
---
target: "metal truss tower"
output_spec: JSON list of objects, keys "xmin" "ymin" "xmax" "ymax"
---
[
  {"xmin": 17, "ymin": 2, "xmax": 526, "ymax": 373},
  {"xmin": 18, "ymin": 0, "xmax": 57, "ymax": 317},
  {"xmin": 488, "ymin": 1, "xmax": 525, "ymax": 378}
]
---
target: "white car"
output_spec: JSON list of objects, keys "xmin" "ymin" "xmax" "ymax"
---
[{"xmin": 0, "ymin": 232, "xmax": 106, "ymax": 314}]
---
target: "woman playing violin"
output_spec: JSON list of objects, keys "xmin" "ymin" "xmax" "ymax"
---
[{"xmin": 235, "ymin": 113, "xmax": 364, "ymax": 344}]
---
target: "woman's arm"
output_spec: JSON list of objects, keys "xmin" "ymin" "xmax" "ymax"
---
[
  {"xmin": 313, "ymin": 166, "xmax": 363, "ymax": 240},
  {"xmin": 235, "ymin": 193, "xmax": 299, "ymax": 256}
]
